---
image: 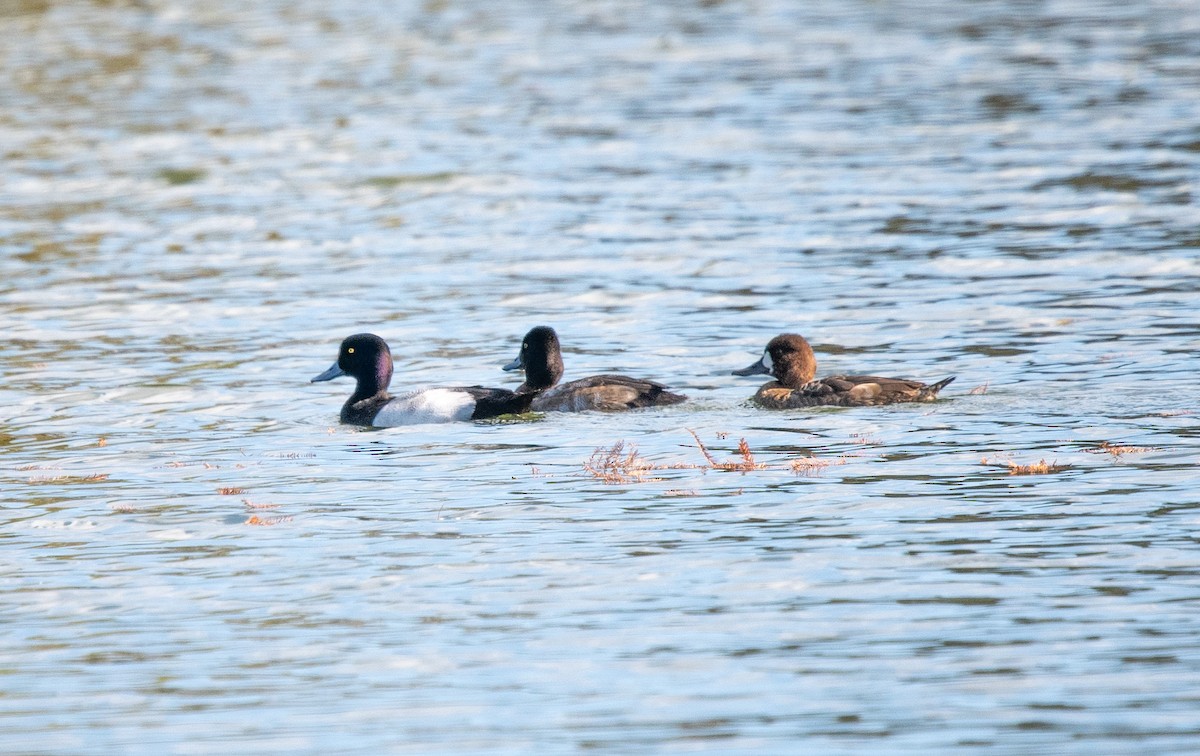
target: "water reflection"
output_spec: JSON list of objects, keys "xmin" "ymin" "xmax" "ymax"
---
[{"xmin": 3, "ymin": 0, "xmax": 1200, "ymax": 751}]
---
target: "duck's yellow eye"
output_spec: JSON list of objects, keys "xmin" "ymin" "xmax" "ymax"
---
[
  {"xmin": 347, "ymin": 347, "xmax": 355, "ymax": 354},
  {"xmin": 522, "ymin": 343, "xmax": 527, "ymax": 350}
]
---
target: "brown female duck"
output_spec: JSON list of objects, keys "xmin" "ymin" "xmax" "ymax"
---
[{"xmin": 733, "ymin": 333, "xmax": 954, "ymax": 408}]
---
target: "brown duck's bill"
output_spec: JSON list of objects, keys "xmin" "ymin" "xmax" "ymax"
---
[
  {"xmin": 732, "ymin": 357, "xmax": 771, "ymax": 376},
  {"xmin": 311, "ymin": 362, "xmax": 346, "ymax": 382}
]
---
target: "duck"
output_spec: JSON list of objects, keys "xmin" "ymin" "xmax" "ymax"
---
[
  {"xmin": 732, "ymin": 333, "xmax": 954, "ymax": 408},
  {"xmin": 503, "ymin": 325, "xmax": 686, "ymax": 412},
  {"xmin": 312, "ymin": 333, "xmax": 534, "ymax": 426}
]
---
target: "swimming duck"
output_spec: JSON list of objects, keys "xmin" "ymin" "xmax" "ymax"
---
[
  {"xmin": 312, "ymin": 333, "xmax": 534, "ymax": 426},
  {"xmin": 503, "ymin": 326, "xmax": 686, "ymax": 412},
  {"xmin": 733, "ymin": 333, "xmax": 954, "ymax": 408}
]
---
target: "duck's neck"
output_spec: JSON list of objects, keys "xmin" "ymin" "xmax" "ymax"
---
[
  {"xmin": 519, "ymin": 354, "xmax": 563, "ymax": 392},
  {"xmin": 777, "ymin": 361, "xmax": 817, "ymax": 389},
  {"xmin": 351, "ymin": 359, "xmax": 393, "ymax": 403}
]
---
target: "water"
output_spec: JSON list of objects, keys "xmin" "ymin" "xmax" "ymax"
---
[{"xmin": 2, "ymin": 0, "xmax": 1199, "ymax": 751}]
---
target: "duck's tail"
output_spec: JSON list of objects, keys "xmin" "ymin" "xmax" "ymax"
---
[
  {"xmin": 921, "ymin": 376, "xmax": 956, "ymax": 400},
  {"xmin": 643, "ymin": 387, "xmax": 687, "ymax": 408}
]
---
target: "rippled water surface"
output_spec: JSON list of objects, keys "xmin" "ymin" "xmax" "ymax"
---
[{"xmin": 3, "ymin": 0, "xmax": 1200, "ymax": 751}]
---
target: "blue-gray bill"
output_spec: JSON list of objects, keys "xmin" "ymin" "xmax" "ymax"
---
[
  {"xmin": 502, "ymin": 355, "xmax": 524, "ymax": 372},
  {"xmin": 732, "ymin": 358, "xmax": 770, "ymax": 376},
  {"xmin": 311, "ymin": 362, "xmax": 346, "ymax": 382}
]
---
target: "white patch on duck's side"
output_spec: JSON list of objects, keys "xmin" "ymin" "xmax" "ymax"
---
[
  {"xmin": 371, "ymin": 388, "xmax": 476, "ymax": 426},
  {"xmin": 847, "ymin": 382, "xmax": 883, "ymax": 401},
  {"xmin": 530, "ymin": 386, "xmax": 586, "ymax": 412}
]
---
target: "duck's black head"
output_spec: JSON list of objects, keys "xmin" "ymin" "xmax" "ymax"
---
[
  {"xmin": 503, "ymin": 325, "xmax": 564, "ymax": 392},
  {"xmin": 732, "ymin": 333, "xmax": 818, "ymax": 388},
  {"xmin": 312, "ymin": 333, "xmax": 394, "ymax": 400}
]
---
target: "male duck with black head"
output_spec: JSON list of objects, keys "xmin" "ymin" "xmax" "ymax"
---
[
  {"xmin": 504, "ymin": 326, "xmax": 686, "ymax": 412},
  {"xmin": 733, "ymin": 333, "xmax": 954, "ymax": 408},
  {"xmin": 312, "ymin": 333, "xmax": 534, "ymax": 426}
]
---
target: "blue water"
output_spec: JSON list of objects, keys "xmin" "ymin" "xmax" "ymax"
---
[{"xmin": 2, "ymin": 0, "xmax": 1199, "ymax": 752}]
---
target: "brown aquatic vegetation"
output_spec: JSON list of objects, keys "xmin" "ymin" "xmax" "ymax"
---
[
  {"xmin": 1086, "ymin": 441, "xmax": 1159, "ymax": 458},
  {"xmin": 216, "ymin": 487, "xmax": 246, "ymax": 495},
  {"xmin": 688, "ymin": 429, "xmax": 721, "ymax": 467},
  {"xmin": 26, "ymin": 473, "xmax": 109, "ymax": 484},
  {"xmin": 968, "ymin": 382, "xmax": 990, "ymax": 395},
  {"xmin": 583, "ymin": 431, "xmax": 861, "ymax": 486},
  {"xmin": 1004, "ymin": 459, "xmax": 1069, "ymax": 475},
  {"xmin": 584, "ymin": 441, "xmax": 665, "ymax": 484},
  {"xmin": 788, "ymin": 455, "xmax": 849, "ymax": 476},
  {"xmin": 732, "ymin": 438, "xmax": 761, "ymax": 471},
  {"xmin": 242, "ymin": 499, "xmax": 282, "ymax": 510},
  {"xmin": 686, "ymin": 429, "xmax": 764, "ymax": 472},
  {"xmin": 584, "ymin": 430, "xmax": 770, "ymax": 485},
  {"xmin": 245, "ymin": 515, "xmax": 293, "ymax": 526}
]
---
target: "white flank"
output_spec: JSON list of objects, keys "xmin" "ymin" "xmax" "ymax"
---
[{"xmin": 371, "ymin": 388, "xmax": 476, "ymax": 426}]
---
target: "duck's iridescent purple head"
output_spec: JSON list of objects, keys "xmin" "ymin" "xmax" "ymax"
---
[{"xmin": 312, "ymin": 333, "xmax": 393, "ymax": 398}]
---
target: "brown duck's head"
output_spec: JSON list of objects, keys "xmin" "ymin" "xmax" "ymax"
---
[{"xmin": 732, "ymin": 333, "xmax": 817, "ymax": 388}]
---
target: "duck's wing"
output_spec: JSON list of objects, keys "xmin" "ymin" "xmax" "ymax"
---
[
  {"xmin": 817, "ymin": 374, "xmax": 955, "ymax": 405},
  {"xmin": 752, "ymin": 381, "xmax": 837, "ymax": 408},
  {"xmin": 537, "ymin": 374, "xmax": 686, "ymax": 412}
]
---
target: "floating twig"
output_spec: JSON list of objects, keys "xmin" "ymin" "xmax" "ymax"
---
[
  {"xmin": 1085, "ymin": 441, "xmax": 1158, "ymax": 457},
  {"xmin": 1005, "ymin": 459, "xmax": 1068, "ymax": 475},
  {"xmin": 245, "ymin": 515, "xmax": 293, "ymax": 526},
  {"xmin": 242, "ymin": 499, "xmax": 282, "ymax": 510}
]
